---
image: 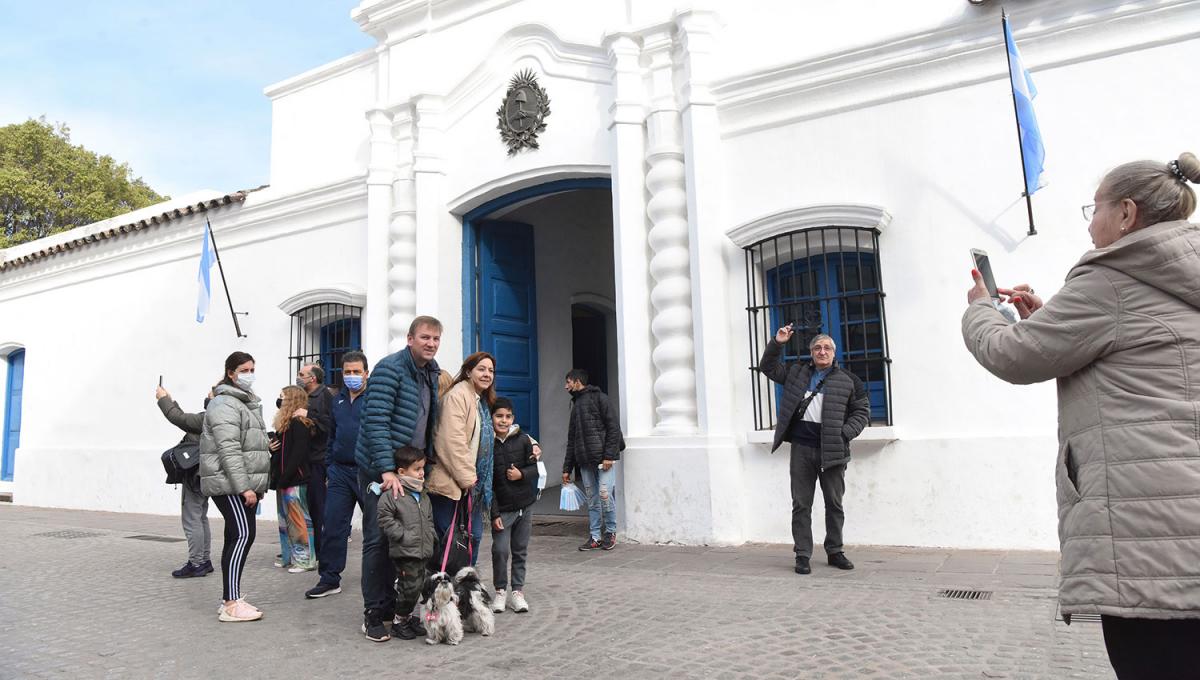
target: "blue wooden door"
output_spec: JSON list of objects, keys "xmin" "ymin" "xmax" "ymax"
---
[
  {"xmin": 478, "ymin": 221, "xmax": 538, "ymax": 437},
  {"xmin": 3, "ymin": 349, "xmax": 25, "ymax": 482}
]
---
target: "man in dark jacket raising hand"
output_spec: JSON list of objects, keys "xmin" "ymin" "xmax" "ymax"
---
[
  {"xmin": 561, "ymin": 368, "xmax": 623, "ymax": 551},
  {"xmin": 760, "ymin": 327, "xmax": 870, "ymax": 576}
]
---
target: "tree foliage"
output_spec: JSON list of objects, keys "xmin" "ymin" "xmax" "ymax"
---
[{"xmin": 0, "ymin": 118, "xmax": 168, "ymax": 247}]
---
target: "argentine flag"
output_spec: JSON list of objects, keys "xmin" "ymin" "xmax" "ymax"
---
[
  {"xmin": 196, "ymin": 219, "xmax": 215, "ymax": 323},
  {"xmin": 1004, "ymin": 14, "xmax": 1045, "ymax": 197}
]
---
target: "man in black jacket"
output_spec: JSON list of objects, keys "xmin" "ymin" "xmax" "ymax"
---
[
  {"xmin": 561, "ymin": 369, "xmax": 622, "ymax": 551},
  {"xmin": 296, "ymin": 363, "xmax": 333, "ymax": 569},
  {"xmin": 759, "ymin": 327, "xmax": 870, "ymax": 575}
]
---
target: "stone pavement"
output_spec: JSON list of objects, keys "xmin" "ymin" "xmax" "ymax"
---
[{"xmin": 0, "ymin": 505, "xmax": 1114, "ymax": 679}]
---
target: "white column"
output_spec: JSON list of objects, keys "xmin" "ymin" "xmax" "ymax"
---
[
  {"xmin": 675, "ymin": 9, "xmax": 730, "ymax": 436},
  {"xmin": 604, "ymin": 33, "xmax": 654, "ymax": 438},
  {"xmin": 363, "ymin": 106, "xmax": 395, "ymax": 366},
  {"xmin": 387, "ymin": 103, "xmax": 418, "ymax": 353},
  {"xmin": 643, "ymin": 26, "xmax": 698, "ymax": 435},
  {"xmin": 411, "ymin": 96, "xmax": 448, "ymax": 352}
]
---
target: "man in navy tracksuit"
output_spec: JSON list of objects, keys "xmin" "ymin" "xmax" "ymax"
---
[{"xmin": 304, "ymin": 351, "xmax": 369, "ymax": 600}]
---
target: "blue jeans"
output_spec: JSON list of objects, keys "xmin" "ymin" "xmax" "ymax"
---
[
  {"xmin": 316, "ymin": 463, "xmax": 363, "ymax": 587},
  {"xmin": 430, "ymin": 492, "xmax": 484, "ymax": 567},
  {"xmin": 357, "ymin": 469, "xmax": 396, "ymax": 616},
  {"xmin": 578, "ymin": 465, "xmax": 617, "ymax": 541}
]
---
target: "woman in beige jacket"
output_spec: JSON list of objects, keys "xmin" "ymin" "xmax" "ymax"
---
[
  {"xmin": 428, "ymin": 351, "xmax": 497, "ymax": 566},
  {"xmin": 963, "ymin": 152, "xmax": 1200, "ymax": 679}
]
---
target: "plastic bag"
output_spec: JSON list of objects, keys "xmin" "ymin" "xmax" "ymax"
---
[
  {"xmin": 559, "ymin": 483, "xmax": 585, "ymax": 511},
  {"xmin": 535, "ymin": 461, "xmax": 547, "ymax": 490}
]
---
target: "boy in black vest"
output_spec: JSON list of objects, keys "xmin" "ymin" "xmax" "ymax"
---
[{"xmin": 489, "ymin": 397, "xmax": 539, "ymax": 613}]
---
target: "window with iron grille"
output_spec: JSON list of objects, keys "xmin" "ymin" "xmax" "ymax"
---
[
  {"xmin": 744, "ymin": 226, "xmax": 891, "ymax": 430},
  {"xmin": 288, "ymin": 303, "xmax": 362, "ymax": 390}
]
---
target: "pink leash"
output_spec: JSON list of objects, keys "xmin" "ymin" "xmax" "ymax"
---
[{"xmin": 438, "ymin": 492, "xmax": 474, "ymax": 573}]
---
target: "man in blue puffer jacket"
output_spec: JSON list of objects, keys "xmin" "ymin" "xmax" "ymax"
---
[{"xmin": 352, "ymin": 315, "xmax": 445, "ymax": 642}]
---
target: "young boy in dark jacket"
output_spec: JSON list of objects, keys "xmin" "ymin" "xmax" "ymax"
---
[
  {"xmin": 377, "ymin": 446, "xmax": 437, "ymax": 640},
  {"xmin": 489, "ymin": 397, "xmax": 538, "ymax": 614}
]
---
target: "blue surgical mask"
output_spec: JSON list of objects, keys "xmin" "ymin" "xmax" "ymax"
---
[
  {"xmin": 236, "ymin": 373, "xmax": 256, "ymax": 391},
  {"xmin": 343, "ymin": 375, "xmax": 364, "ymax": 391}
]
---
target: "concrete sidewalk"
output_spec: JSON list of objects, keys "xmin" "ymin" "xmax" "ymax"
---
[{"xmin": 0, "ymin": 505, "xmax": 1113, "ymax": 679}]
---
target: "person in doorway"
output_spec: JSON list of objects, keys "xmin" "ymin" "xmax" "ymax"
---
[
  {"xmin": 561, "ymin": 369, "xmax": 623, "ymax": 551},
  {"xmin": 759, "ymin": 332, "xmax": 870, "ymax": 575},
  {"xmin": 353, "ymin": 316, "xmax": 445, "ymax": 642},
  {"xmin": 271, "ymin": 385, "xmax": 317, "ymax": 573},
  {"xmin": 305, "ymin": 351, "xmax": 369, "ymax": 599},
  {"xmin": 962, "ymin": 152, "xmax": 1200, "ymax": 680},
  {"xmin": 295, "ymin": 363, "xmax": 332, "ymax": 569},
  {"xmin": 155, "ymin": 384, "xmax": 214, "ymax": 578},
  {"xmin": 488, "ymin": 397, "xmax": 537, "ymax": 613},
  {"xmin": 428, "ymin": 352, "xmax": 497, "ymax": 566},
  {"xmin": 200, "ymin": 351, "xmax": 270, "ymax": 622},
  {"xmin": 376, "ymin": 446, "xmax": 436, "ymax": 641}
]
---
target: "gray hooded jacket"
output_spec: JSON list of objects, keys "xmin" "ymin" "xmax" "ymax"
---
[
  {"xmin": 199, "ymin": 384, "xmax": 270, "ymax": 498},
  {"xmin": 962, "ymin": 220, "xmax": 1200, "ymax": 620}
]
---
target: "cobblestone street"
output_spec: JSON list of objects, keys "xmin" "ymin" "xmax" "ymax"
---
[{"xmin": 0, "ymin": 505, "xmax": 1113, "ymax": 679}]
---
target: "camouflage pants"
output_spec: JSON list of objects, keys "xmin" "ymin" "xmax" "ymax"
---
[{"xmin": 391, "ymin": 557, "xmax": 427, "ymax": 614}]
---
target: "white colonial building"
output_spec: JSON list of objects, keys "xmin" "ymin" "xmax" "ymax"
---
[{"xmin": 1, "ymin": 0, "xmax": 1196, "ymax": 549}]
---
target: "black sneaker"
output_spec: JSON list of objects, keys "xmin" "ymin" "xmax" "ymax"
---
[
  {"xmin": 408, "ymin": 614, "xmax": 426, "ymax": 637},
  {"xmin": 390, "ymin": 616, "xmax": 416, "ymax": 640},
  {"xmin": 198, "ymin": 560, "xmax": 215, "ymax": 575},
  {"xmin": 362, "ymin": 610, "xmax": 390, "ymax": 642},
  {"xmin": 601, "ymin": 533, "xmax": 617, "ymax": 551},
  {"xmin": 794, "ymin": 556, "xmax": 811, "ymax": 574},
  {"xmin": 305, "ymin": 582, "xmax": 342, "ymax": 599},
  {"xmin": 827, "ymin": 552, "xmax": 855, "ymax": 570},
  {"xmin": 578, "ymin": 538, "xmax": 602, "ymax": 551},
  {"xmin": 171, "ymin": 562, "xmax": 208, "ymax": 578}
]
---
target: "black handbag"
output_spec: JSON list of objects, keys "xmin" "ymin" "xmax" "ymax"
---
[
  {"xmin": 161, "ymin": 440, "xmax": 200, "ymax": 485},
  {"xmin": 430, "ymin": 494, "xmax": 473, "ymax": 575}
]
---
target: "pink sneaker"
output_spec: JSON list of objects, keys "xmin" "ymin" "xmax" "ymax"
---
[{"xmin": 219, "ymin": 600, "xmax": 263, "ymax": 622}]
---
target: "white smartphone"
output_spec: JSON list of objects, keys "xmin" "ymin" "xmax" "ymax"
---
[{"xmin": 970, "ymin": 248, "xmax": 1000, "ymax": 300}]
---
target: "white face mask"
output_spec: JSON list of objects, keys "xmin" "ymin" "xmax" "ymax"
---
[{"xmin": 235, "ymin": 373, "xmax": 256, "ymax": 391}]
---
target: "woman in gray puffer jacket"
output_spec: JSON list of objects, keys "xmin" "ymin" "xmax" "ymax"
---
[
  {"xmin": 201, "ymin": 351, "xmax": 270, "ymax": 623},
  {"xmin": 963, "ymin": 152, "xmax": 1200, "ymax": 680}
]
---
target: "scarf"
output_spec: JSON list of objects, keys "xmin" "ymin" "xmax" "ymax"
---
[
  {"xmin": 399, "ymin": 475, "xmax": 424, "ymax": 492},
  {"xmin": 475, "ymin": 398, "xmax": 495, "ymax": 510}
]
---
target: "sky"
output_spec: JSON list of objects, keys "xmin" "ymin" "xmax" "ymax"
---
[{"xmin": 0, "ymin": 1, "xmax": 374, "ymax": 199}]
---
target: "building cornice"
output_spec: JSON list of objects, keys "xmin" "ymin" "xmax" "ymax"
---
[
  {"xmin": 714, "ymin": 0, "xmax": 1200, "ymax": 137},
  {"xmin": 725, "ymin": 204, "xmax": 892, "ymax": 249},
  {"xmin": 352, "ymin": 0, "xmax": 524, "ymax": 44},
  {"xmin": 263, "ymin": 48, "xmax": 376, "ymax": 100}
]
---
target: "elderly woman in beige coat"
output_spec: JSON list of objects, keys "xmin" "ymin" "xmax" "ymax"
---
[
  {"xmin": 963, "ymin": 152, "xmax": 1200, "ymax": 680},
  {"xmin": 427, "ymin": 351, "xmax": 497, "ymax": 566}
]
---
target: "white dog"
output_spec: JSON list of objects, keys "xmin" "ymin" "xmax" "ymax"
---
[
  {"xmin": 454, "ymin": 566, "xmax": 495, "ymax": 636},
  {"xmin": 420, "ymin": 571, "xmax": 463, "ymax": 645}
]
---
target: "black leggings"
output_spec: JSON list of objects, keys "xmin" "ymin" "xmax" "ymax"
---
[
  {"xmin": 211, "ymin": 494, "xmax": 256, "ymax": 602},
  {"xmin": 1102, "ymin": 615, "xmax": 1200, "ymax": 680}
]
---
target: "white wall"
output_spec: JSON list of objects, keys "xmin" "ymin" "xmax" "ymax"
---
[{"xmin": 0, "ymin": 185, "xmax": 368, "ymax": 515}]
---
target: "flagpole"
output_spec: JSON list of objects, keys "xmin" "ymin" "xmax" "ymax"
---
[
  {"xmin": 1003, "ymin": 10, "xmax": 1037, "ymax": 237},
  {"xmin": 206, "ymin": 217, "xmax": 246, "ymax": 338}
]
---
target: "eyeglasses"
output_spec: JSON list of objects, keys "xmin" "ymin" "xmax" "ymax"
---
[
  {"xmin": 1081, "ymin": 200, "xmax": 1116, "ymax": 221},
  {"xmin": 810, "ymin": 345, "xmax": 835, "ymax": 354}
]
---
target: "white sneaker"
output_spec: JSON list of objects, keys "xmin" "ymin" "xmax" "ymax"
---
[
  {"xmin": 510, "ymin": 590, "xmax": 529, "ymax": 613},
  {"xmin": 491, "ymin": 589, "xmax": 507, "ymax": 613},
  {"xmin": 287, "ymin": 565, "xmax": 313, "ymax": 574}
]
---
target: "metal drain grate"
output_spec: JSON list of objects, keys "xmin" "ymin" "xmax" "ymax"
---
[
  {"xmin": 937, "ymin": 588, "xmax": 993, "ymax": 601},
  {"xmin": 33, "ymin": 530, "xmax": 104, "ymax": 539},
  {"xmin": 126, "ymin": 534, "xmax": 186, "ymax": 543}
]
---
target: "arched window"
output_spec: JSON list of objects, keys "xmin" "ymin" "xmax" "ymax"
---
[
  {"xmin": 288, "ymin": 303, "xmax": 362, "ymax": 390},
  {"xmin": 729, "ymin": 206, "xmax": 893, "ymax": 430}
]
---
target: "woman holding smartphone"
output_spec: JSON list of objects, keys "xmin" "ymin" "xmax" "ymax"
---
[{"xmin": 200, "ymin": 351, "xmax": 270, "ymax": 622}]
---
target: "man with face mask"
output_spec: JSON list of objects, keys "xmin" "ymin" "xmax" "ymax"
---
[
  {"xmin": 305, "ymin": 352, "xmax": 369, "ymax": 599},
  {"xmin": 295, "ymin": 363, "xmax": 333, "ymax": 570}
]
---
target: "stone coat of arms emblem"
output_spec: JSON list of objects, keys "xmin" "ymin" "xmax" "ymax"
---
[{"xmin": 497, "ymin": 69, "xmax": 551, "ymax": 156}]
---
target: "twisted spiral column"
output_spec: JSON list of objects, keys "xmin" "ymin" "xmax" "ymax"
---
[
  {"xmin": 386, "ymin": 109, "xmax": 418, "ymax": 352},
  {"xmin": 645, "ymin": 107, "xmax": 698, "ymax": 433}
]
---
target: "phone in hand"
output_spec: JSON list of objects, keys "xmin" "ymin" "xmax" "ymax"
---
[
  {"xmin": 158, "ymin": 374, "xmax": 163, "ymax": 387},
  {"xmin": 970, "ymin": 248, "xmax": 1000, "ymax": 300}
]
